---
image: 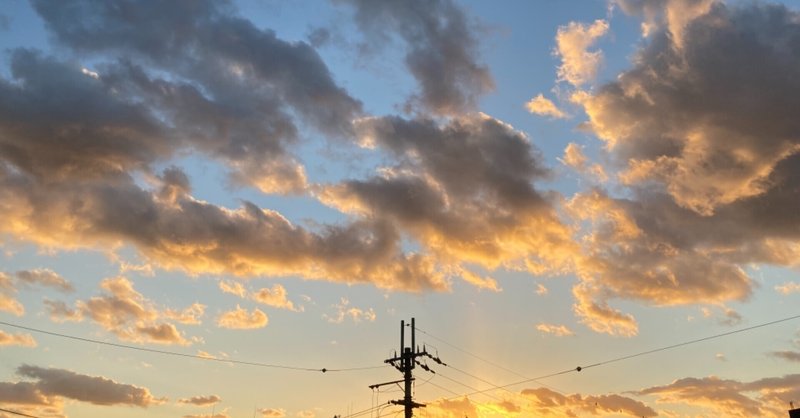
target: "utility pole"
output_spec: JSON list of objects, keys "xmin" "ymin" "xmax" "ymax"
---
[{"xmin": 368, "ymin": 318, "xmax": 445, "ymax": 418}]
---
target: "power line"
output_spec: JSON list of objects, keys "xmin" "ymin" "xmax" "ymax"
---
[
  {"xmin": 416, "ymin": 326, "xmax": 565, "ymax": 393},
  {"xmin": 439, "ymin": 312, "xmax": 800, "ymax": 400},
  {"xmin": 445, "ymin": 363, "xmax": 518, "ymax": 396},
  {"xmin": 434, "ymin": 370, "xmax": 502, "ymax": 401},
  {"xmin": 577, "ymin": 313, "xmax": 800, "ymax": 371},
  {"xmin": 0, "ymin": 320, "xmax": 386, "ymax": 373},
  {"xmin": 0, "ymin": 408, "xmax": 40, "ymax": 418}
]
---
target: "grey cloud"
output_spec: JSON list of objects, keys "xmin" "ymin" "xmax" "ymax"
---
[
  {"xmin": 21, "ymin": 0, "xmax": 362, "ymax": 193},
  {"xmin": 32, "ymin": 0, "xmax": 361, "ymax": 137},
  {"xmin": 0, "ymin": 381, "xmax": 51, "ymax": 406},
  {"xmin": 321, "ymin": 114, "xmax": 575, "ymax": 280},
  {"xmin": 14, "ymin": 269, "xmax": 74, "ymax": 293},
  {"xmin": 0, "ymin": 164, "xmax": 446, "ymax": 292},
  {"xmin": 16, "ymin": 364, "xmax": 164, "ymax": 407},
  {"xmin": 337, "ymin": 0, "xmax": 493, "ymax": 115},
  {"xmin": 0, "ymin": 49, "xmax": 169, "ymax": 181},
  {"xmin": 569, "ymin": 2, "xmax": 800, "ymax": 332},
  {"xmin": 178, "ymin": 395, "xmax": 221, "ymax": 406}
]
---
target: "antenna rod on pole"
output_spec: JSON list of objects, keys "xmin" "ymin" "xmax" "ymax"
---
[{"xmin": 371, "ymin": 318, "xmax": 434, "ymax": 418}]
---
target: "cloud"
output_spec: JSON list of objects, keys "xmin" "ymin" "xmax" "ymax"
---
[
  {"xmin": 535, "ymin": 283, "xmax": 549, "ymax": 296},
  {"xmin": 775, "ymin": 282, "xmax": 800, "ymax": 295},
  {"xmin": 572, "ymin": 281, "xmax": 639, "ymax": 337},
  {"xmin": 252, "ymin": 284, "xmax": 301, "ymax": 311},
  {"xmin": 555, "ymin": 19, "xmax": 609, "ymax": 87},
  {"xmin": 565, "ymin": 2, "xmax": 800, "ymax": 333},
  {"xmin": 338, "ymin": 0, "xmax": 493, "ymax": 115},
  {"xmin": 163, "ymin": 303, "xmax": 207, "ymax": 325},
  {"xmin": 25, "ymin": 0, "xmax": 362, "ymax": 193},
  {"xmin": 5, "ymin": 364, "xmax": 165, "ymax": 408},
  {"xmin": 561, "ymin": 143, "xmax": 608, "ymax": 182},
  {"xmin": 43, "ymin": 299, "xmax": 83, "ymax": 323},
  {"xmin": 14, "ymin": 269, "xmax": 74, "ymax": 292},
  {"xmin": 217, "ymin": 305, "xmax": 269, "ymax": 329},
  {"xmin": 178, "ymin": 395, "xmax": 221, "ymax": 407},
  {"xmin": 320, "ymin": 114, "xmax": 577, "ymax": 283},
  {"xmin": 0, "ymin": 272, "xmax": 24, "ymax": 316},
  {"xmin": 535, "ymin": 323, "xmax": 574, "ymax": 337},
  {"xmin": 526, "ymin": 94, "xmax": 568, "ymax": 119},
  {"xmin": 0, "ymin": 330, "xmax": 36, "ymax": 347},
  {"xmin": 640, "ymin": 374, "xmax": 800, "ymax": 417},
  {"xmin": 323, "ymin": 298, "xmax": 376, "ymax": 324},
  {"xmin": 612, "ymin": 0, "xmax": 716, "ymax": 46},
  {"xmin": 295, "ymin": 409, "xmax": 316, "ymax": 418},
  {"xmin": 259, "ymin": 408, "xmax": 286, "ymax": 418},
  {"xmin": 0, "ymin": 163, "xmax": 447, "ymax": 292},
  {"xmin": 420, "ymin": 389, "xmax": 656, "ymax": 418},
  {"xmin": 219, "ymin": 281, "xmax": 247, "ymax": 298},
  {"xmin": 521, "ymin": 388, "xmax": 657, "ymax": 417},
  {"xmin": 184, "ymin": 413, "xmax": 230, "ymax": 418},
  {"xmin": 58, "ymin": 276, "xmax": 196, "ymax": 345},
  {"xmin": 770, "ymin": 351, "xmax": 800, "ymax": 362},
  {"xmin": 219, "ymin": 281, "xmax": 304, "ymax": 311},
  {"xmin": 458, "ymin": 269, "xmax": 500, "ymax": 292}
]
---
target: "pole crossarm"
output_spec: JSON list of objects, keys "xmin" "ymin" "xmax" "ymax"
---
[{"xmin": 368, "ymin": 318, "xmax": 440, "ymax": 418}]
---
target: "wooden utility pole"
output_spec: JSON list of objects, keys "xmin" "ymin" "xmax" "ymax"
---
[{"xmin": 369, "ymin": 318, "xmax": 445, "ymax": 418}]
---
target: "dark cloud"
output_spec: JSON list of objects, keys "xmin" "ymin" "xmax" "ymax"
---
[
  {"xmin": 569, "ymin": 2, "xmax": 800, "ymax": 334},
  {"xmin": 0, "ymin": 49, "xmax": 169, "ymax": 182},
  {"xmin": 337, "ymin": 0, "xmax": 493, "ymax": 115},
  {"xmin": 14, "ymin": 269, "xmax": 74, "ymax": 293},
  {"xmin": 16, "ymin": 364, "xmax": 165, "ymax": 407},
  {"xmin": 177, "ymin": 394, "xmax": 221, "ymax": 407},
  {"xmin": 640, "ymin": 374, "xmax": 800, "ymax": 417},
  {"xmin": 0, "ymin": 164, "xmax": 445, "ymax": 291},
  {"xmin": 320, "ymin": 114, "xmax": 576, "ymax": 283},
  {"xmin": 19, "ymin": 0, "xmax": 362, "ymax": 193}
]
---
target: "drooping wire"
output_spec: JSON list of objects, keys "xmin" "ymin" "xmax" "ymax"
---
[
  {"xmin": 437, "ymin": 312, "xmax": 800, "ymax": 401},
  {"xmin": 0, "ymin": 408, "xmax": 40, "ymax": 418},
  {"xmin": 577, "ymin": 313, "xmax": 800, "ymax": 371},
  {"xmin": 434, "ymin": 370, "xmax": 502, "ymax": 401},
  {"xmin": 0, "ymin": 320, "xmax": 387, "ymax": 373},
  {"xmin": 416, "ymin": 326, "xmax": 565, "ymax": 393}
]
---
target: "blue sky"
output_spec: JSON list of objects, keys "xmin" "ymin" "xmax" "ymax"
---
[{"xmin": 1, "ymin": 1, "xmax": 800, "ymax": 417}]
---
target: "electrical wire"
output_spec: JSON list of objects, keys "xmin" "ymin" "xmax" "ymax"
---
[
  {"xmin": 0, "ymin": 408, "xmax": 40, "ymax": 418},
  {"xmin": 576, "ymin": 313, "xmax": 800, "ymax": 371},
  {"xmin": 0, "ymin": 320, "xmax": 387, "ymax": 373},
  {"xmin": 426, "ymin": 379, "xmax": 461, "ymax": 397},
  {"xmin": 439, "ymin": 312, "xmax": 800, "ymax": 400},
  {"xmin": 435, "ymin": 370, "xmax": 502, "ymax": 401},
  {"xmin": 445, "ymin": 363, "xmax": 519, "ymax": 396},
  {"xmin": 416, "ymin": 326, "xmax": 565, "ymax": 393}
]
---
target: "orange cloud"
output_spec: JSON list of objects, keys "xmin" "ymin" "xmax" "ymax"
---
[
  {"xmin": 0, "ymin": 272, "xmax": 24, "ymax": 316},
  {"xmin": 535, "ymin": 323, "xmax": 574, "ymax": 337},
  {"xmin": 49, "ymin": 276, "xmax": 197, "ymax": 345},
  {"xmin": 321, "ymin": 114, "xmax": 578, "ymax": 284},
  {"xmin": 419, "ymin": 388, "xmax": 656, "ymax": 418},
  {"xmin": 217, "ymin": 305, "xmax": 268, "ymax": 329},
  {"xmin": 554, "ymin": 20, "xmax": 609, "ymax": 87},
  {"xmin": 640, "ymin": 374, "xmax": 800, "ymax": 417},
  {"xmin": 252, "ymin": 284, "xmax": 301, "ymax": 312},
  {"xmin": 259, "ymin": 408, "xmax": 286, "ymax": 418},
  {"xmin": 525, "ymin": 94, "xmax": 568, "ymax": 119},
  {"xmin": 323, "ymin": 298, "xmax": 376, "ymax": 324},
  {"xmin": 0, "ymin": 330, "xmax": 36, "ymax": 347},
  {"xmin": 775, "ymin": 282, "xmax": 800, "ymax": 295}
]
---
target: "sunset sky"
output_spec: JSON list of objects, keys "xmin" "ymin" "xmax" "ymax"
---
[{"xmin": 1, "ymin": 0, "xmax": 800, "ymax": 417}]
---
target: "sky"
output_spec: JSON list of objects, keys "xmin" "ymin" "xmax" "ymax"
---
[{"xmin": 0, "ymin": 0, "xmax": 800, "ymax": 417}]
